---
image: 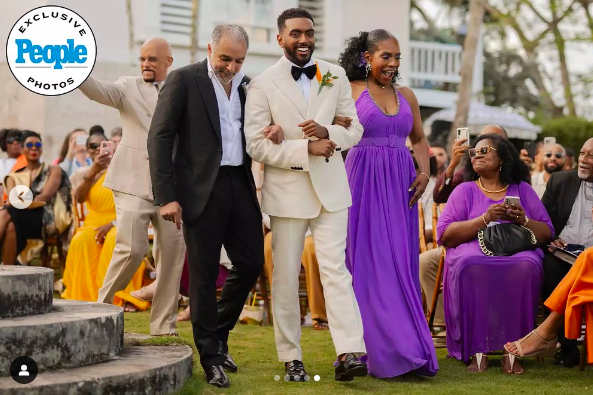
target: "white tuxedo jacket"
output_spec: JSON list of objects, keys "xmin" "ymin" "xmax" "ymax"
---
[
  {"xmin": 245, "ymin": 58, "xmax": 363, "ymax": 219},
  {"xmin": 79, "ymin": 75, "xmax": 158, "ymax": 200}
]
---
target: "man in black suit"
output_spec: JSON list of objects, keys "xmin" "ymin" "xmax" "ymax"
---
[
  {"xmin": 541, "ymin": 138, "xmax": 593, "ymax": 367},
  {"xmin": 147, "ymin": 24, "xmax": 270, "ymax": 388}
]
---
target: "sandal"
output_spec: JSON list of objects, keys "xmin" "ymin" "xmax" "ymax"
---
[
  {"xmin": 313, "ymin": 319, "xmax": 329, "ymax": 330},
  {"xmin": 502, "ymin": 352, "xmax": 523, "ymax": 375},
  {"xmin": 467, "ymin": 353, "xmax": 487, "ymax": 373},
  {"xmin": 504, "ymin": 330, "xmax": 559, "ymax": 358}
]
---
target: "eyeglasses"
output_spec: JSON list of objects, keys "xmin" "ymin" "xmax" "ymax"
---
[
  {"xmin": 25, "ymin": 142, "xmax": 42, "ymax": 149},
  {"xmin": 6, "ymin": 137, "xmax": 20, "ymax": 144},
  {"xmin": 138, "ymin": 57, "xmax": 161, "ymax": 63},
  {"xmin": 545, "ymin": 152, "xmax": 565, "ymax": 159},
  {"xmin": 469, "ymin": 146, "xmax": 497, "ymax": 159},
  {"xmin": 87, "ymin": 142, "xmax": 100, "ymax": 150}
]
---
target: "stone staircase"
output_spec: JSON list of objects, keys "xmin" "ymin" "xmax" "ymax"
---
[{"xmin": 0, "ymin": 266, "xmax": 193, "ymax": 394}]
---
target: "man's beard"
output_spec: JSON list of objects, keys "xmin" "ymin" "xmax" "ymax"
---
[
  {"xmin": 285, "ymin": 45, "xmax": 314, "ymax": 66},
  {"xmin": 143, "ymin": 70, "xmax": 156, "ymax": 83},
  {"xmin": 214, "ymin": 68, "xmax": 235, "ymax": 85},
  {"xmin": 544, "ymin": 163, "xmax": 564, "ymax": 174}
]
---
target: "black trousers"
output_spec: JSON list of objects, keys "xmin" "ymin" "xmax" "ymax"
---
[
  {"xmin": 542, "ymin": 252, "xmax": 577, "ymax": 349},
  {"xmin": 183, "ymin": 166, "xmax": 264, "ymax": 367}
]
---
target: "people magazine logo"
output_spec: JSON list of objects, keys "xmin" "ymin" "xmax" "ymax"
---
[{"xmin": 5, "ymin": 5, "xmax": 97, "ymax": 96}]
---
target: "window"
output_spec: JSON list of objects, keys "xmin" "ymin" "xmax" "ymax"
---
[{"xmin": 298, "ymin": 0, "xmax": 324, "ymax": 51}]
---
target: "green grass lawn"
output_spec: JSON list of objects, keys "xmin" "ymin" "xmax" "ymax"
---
[{"xmin": 123, "ymin": 311, "xmax": 593, "ymax": 395}]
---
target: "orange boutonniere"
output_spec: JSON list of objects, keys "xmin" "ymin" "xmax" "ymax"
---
[{"xmin": 316, "ymin": 61, "xmax": 339, "ymax": 95}]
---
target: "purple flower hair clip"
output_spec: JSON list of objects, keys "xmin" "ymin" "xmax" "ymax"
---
[{"xmin": 358, "ymin": 52, "xmax": 367, "ymax": 67}]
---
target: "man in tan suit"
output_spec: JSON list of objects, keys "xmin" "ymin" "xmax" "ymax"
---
[
  {"xmin": 79, "ymin": 38, "xmax": 186, "ymax": 335},
  {"xmin": 245, "ymin": 8, "xmax": 367, "ymax": 382}
]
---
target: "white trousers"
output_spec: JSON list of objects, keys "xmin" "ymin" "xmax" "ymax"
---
[{"xmin": 270, "ymin": 207, "xmax": 366, "ymax": 362}]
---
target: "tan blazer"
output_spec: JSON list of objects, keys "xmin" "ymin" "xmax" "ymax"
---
[
  {"xmin": 245, "ymin": 58, "xmax": 363, "ymax": 219},
  {"xmin": 79, "ymin": 75, "xmax": 158, "ymax": 200}
]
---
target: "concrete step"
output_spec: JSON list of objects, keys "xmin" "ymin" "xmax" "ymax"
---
[
  {"xmin": 0, "ymin": 266, "xmax": 53, "ymax": 318},
  {"xmin": 0, "ymin": 300, "xmax": 123, "ymax": 376},
  {"xmin": 0, "ymin": 345, "xmax": 193, "ymax": 395}
]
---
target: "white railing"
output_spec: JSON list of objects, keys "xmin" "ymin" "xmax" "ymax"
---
[{"xmin": 409, "ymin": 40, "xmax": 483, "ymax": 94}]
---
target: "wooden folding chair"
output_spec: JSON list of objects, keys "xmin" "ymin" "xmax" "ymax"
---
[
  {"xmin": 427, "ymin": 203, "xmax": 446, "ymax": 341},
  {"xmin": 419, "ymin": 202, "xmax": 428, "ymax": 253}
]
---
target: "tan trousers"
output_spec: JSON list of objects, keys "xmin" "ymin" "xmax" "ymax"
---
[
  {"xmin": 419, "ymin": 247, "xmax": 445, "ymax": 326},
  {"xmin": 270, "ymin": 208, "xmax": 366, "ymax": 362},
  {"xmin": 264, "ymin": 232, "xmax": 327, "ymax": 323},
  {"xmin": 98, "ymin": 191, "xmax": 186, "ymax": 335}
]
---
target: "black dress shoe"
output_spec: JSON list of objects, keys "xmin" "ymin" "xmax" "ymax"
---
[
  {"xmin": 284, "ymin": 360, "xmax": 309, "ymax": 382},
  {"xmin": 205, "ymin": 365, "xmax": 230, "ymax": 388},
  {"xmin": 335, "ymin": 353, "xmax": 368, "ymax": 381},
  {"xmin": 554, "ymin": 345, "xmax": 581, "ymax": 368},
  {"xmin": 222, "ymin": 352, "xmax": 238, "ymax": 373}
]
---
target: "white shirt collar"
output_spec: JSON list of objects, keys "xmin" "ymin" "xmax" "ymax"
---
[
  {"xmin": 282, "ymin": 56, "xmax": 315, "ymax": 72},
  {"xmin": 207, "ymin": 57, "xmax": 244, "ymax": 89}
]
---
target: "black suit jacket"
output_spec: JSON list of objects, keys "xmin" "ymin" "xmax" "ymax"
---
[
  {"xmin": 541, "ymin": 170, "xmax": 582, "ymax": 239},
  {"xmin": 148, "ymin": 59, "xmax": 259, "ymax": 222}
]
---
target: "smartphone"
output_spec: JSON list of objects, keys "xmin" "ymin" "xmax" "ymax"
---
[
  {"xmin": 523, "ymin": 141, "xmax": 536, "ymax": 159},
  {"xmin": 456, "ymin": 127, "xmax": 470, "ymax": 144},
  {"xmin": 544, "ymin": 137, "xmax": 556, "ymax": 146},
  {"xmin": 76, "ymin": 135, "xmax": 87, "ymax": 147},
  {"xmin": 100, "ymin": 141, "xmax": 114, "ymax": 157},
  {"xmin": 504, "ymin": 196, "xmax": 521, "ymax": 207}
]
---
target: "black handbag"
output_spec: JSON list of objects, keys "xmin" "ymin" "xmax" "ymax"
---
[{"xmin": 478, "ymin": 223, "xmax": 538, "ymax": 256}]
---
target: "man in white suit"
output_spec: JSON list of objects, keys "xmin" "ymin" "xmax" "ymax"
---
[
  {"xmin": 79, "ymin": 38, "xmax": 186, "ymax": 336},
  {"xmin": 245, "ymin": 8, "xmax": 367, "ymax": 382}
]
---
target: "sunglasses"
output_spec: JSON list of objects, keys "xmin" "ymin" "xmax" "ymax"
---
[
  {"xmin": 25, "ymin": 142, "xmax": 42, "ymax": 149},
  {"xmin": 469, "ymin": 146, "xmax": 497, "ymax": 159},
  {"xmin": 87, "ymin": 142, "xmax": 101, "ymax": 150},
  {"xmin": 545, "ymin": 152, "xmax": 565, "ymax": 159},
  {"xmin": 6, "ymin": 137, "xmax": 21, "ymax": 144}
]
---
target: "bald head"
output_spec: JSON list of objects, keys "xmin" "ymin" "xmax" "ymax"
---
[
  {"xmin": 139, "ymin": 37, "xmax": 173, "ymax": 82},
  {"xmin": 480, "ymin": 125, "xmax": 508, "ymax": 139}
]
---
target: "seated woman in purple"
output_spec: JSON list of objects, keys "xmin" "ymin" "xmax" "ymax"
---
[{"xmin": 437, "ymin": 133, "xmax": 553, "ymax": 374}]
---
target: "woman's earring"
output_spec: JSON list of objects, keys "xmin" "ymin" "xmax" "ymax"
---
[
  {"xmin": 366, "ymin": 62, "xmax": 372, "ymax": 77},
  {"xmin": 499, "ymin": 163, "xmax": 503, "ymax": 171},
  {"xmin": 392, "ymin": 70, "xmax": 402, "ymax": 84}
]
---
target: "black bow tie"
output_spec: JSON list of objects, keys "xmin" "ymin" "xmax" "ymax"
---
[{"xmin": 291, "ymin": 64, "xmax": 317, "ymax": 81}]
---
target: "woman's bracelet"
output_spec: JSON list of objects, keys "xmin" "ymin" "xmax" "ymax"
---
[
  {"xmin": 482, "ymin": 213, "xmax": 489, "ymax": 227},
  {"xmin": 523, "ymin": 216, "xmax": 530, "ymax": 227},
  {"xmin": 419, "ymin": 172, "xmax": 430, "ymax": 182}
]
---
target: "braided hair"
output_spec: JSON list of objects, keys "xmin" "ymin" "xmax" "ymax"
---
[{"xmin": 338, "ymin": 29, "xmax": 400, "ymax": 82}]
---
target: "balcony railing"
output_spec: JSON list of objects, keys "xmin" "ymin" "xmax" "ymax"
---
[{"xmin": 409, "ymin": 40, "xmax": 483, "ymax": 95}]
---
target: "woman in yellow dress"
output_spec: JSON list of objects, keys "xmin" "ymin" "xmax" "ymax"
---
[{"xmin": 62, "ymin": 133, "xmax": 148, "ymax": 311}]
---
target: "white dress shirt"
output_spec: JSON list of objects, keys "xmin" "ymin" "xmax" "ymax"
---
[
  {"xmin": 282, "ymin": 56, "xmax": 315, "ymax": 102},
  {"xmin": 559, "ymin": 181, "xmax": 593, "ymax": 247},
  {"xmin": 207, "ymin": 58, "xmax": 244, "ymax": 166},
  {"xmin": 531, "ymin": 171, "xmax": 547, "ymax": 199}
]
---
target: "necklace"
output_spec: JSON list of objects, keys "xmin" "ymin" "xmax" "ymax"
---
[
  {"xmin": 365, "ymin": 79, "xmax": 400, "ymax": 117},
  {"xmin": 478, "ymin": 177, "xmax": 509, "ymax": 193}
]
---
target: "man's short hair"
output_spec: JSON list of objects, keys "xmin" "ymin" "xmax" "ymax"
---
[
  {"xmin": 111, "ymin": 127, "xmax": 122, "ymax": 138},
  {"xmin": 565, "ymin": 147, "xmax": 575, "ymax": 157},
  {"xmin": 211, "ymin": 24, "xmax": 249, "ymax": 49},
  {"xmin": 431, "ymin": 142, "xmax": 446, "ymax": 150},
  {"xmin": 277, "ymin": 8, "xmax": 314, "ymax": 33},
  {"xmin": 22, "ymin": 130, "xmax": 41, "ymax": 143}
]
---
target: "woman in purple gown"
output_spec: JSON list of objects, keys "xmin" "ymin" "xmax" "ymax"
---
[
  {"xmin": 338, "ymin": 30, "xmax": 438, "ymax": 378},
  {"xmin": 437, "ymin": 134, "xmax": 553, "ymax": 374}
]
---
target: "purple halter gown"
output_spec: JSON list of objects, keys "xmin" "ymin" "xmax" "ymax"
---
[{"xmin": 345, "ymin": 88, "xmax": 438, "ymax": 378}]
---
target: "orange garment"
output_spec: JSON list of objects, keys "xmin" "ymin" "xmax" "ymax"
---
[
  {"xmin": 545, "ymin": 247, "xmax": 593, "ymax": 363},
  {"xmin": 2, "ymin": 154, "xmax": 27, "ymax": 202}
]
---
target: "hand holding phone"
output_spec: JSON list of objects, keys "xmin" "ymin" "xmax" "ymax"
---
[
  {"xmin": 504, "ymin": 196, "xmax": 520, "ymax": 207},
  {"xmin": 100, "ymin": 141, "xmax": 114, "ymax": 158},
  {"xmin": 456, "ymin": 127, "xmax": 470, "ymax": 145},
  {"xmin": 76, "ymin": 135, "xmax": 87, "ymax": 147}
]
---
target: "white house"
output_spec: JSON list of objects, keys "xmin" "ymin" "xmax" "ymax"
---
[{"xmin": 0, "ymin": 0, "xmax": 482, "ymax": 159}]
